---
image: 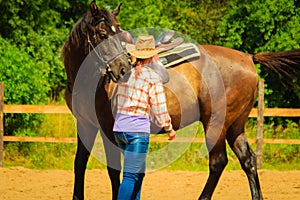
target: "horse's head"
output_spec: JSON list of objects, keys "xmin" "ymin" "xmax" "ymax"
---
[
  {"xmin": 88, "ymin": 1, "xmax": 133, "ymax": 82},
  {"xmin": 96, "ymin": 34, "xmax": 132, "ymax": 83},
  {"xmin": 88, "ymin": 1, "xmax": 122, "ymax": 44}
]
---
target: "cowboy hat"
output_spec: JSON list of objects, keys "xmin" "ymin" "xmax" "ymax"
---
[{"xmin": 126, "ymin": 35, "xmax": 161, "ymax": 59}]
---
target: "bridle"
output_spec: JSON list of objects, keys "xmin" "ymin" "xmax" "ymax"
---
[
  {"xmin": 86, "ymin": 18, "xmax": 130, "ymax": 83},
  {"xmin": 86, "ymin": 16, "xmax": 109, "ymax": 51},
  {"xmin": 91, "ymin": 17, "xmax": 106, "ymax": 27}
]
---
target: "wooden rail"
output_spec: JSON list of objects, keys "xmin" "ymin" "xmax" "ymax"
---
[
  {"xmin": 2, "ymin": 135, "xmax": 300, "ymax": 144},
  {"xmin": 3, "ymin": 103, "xmax": 300, "ymax": 117},
  {"xmin": 3, "ymin": 104, "xmax": 71, "ymax": 114},
  {"xmin": 0, "ymin": 81, "xmax": 300, "ymax": 167},
  {"xmin": 3, "ymin": 104, "xmax": 300, "ymax": 117}
]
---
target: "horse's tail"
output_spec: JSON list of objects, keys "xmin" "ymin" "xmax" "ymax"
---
[{"xmin": 252, "ymin": 49, "xmax": 300, "ymax": 89}]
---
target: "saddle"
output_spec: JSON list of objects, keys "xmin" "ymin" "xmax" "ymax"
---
[
  {"xmin": 155, "ymin": 30, "xmax": 184, "ymax": 52},
  {"xmin": 125, "ymin": 30, "xmax": 200, "ymax": 84},
  {"xmin": 150, "ymin": 30, "xmax": 201, "ymax": 83}
]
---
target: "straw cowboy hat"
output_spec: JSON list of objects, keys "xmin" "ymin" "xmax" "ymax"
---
[{"xmin": 126, "ymin": 35, "xmax": 161, "ymax": 59}]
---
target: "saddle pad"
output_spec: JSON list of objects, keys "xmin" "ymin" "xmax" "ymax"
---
[{"xmin": 158, "ymin": 43, "xmax": 200, "ymax": 68}]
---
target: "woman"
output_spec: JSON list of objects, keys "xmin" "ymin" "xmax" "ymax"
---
[{"xmin": 113, "ymin": 34, "xmax": 176, "ymax": 200}]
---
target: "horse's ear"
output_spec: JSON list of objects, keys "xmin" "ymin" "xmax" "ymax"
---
[
  {"xmin": 90, "ymin": 0, "xmax": 99, "ymax": 17},
  {"xmin": 112, "ymin": 3, "xmax": 122, "ymax": 16}
]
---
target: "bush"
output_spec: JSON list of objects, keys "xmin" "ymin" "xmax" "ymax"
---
[{"xmin": 0, "ymin": 36, "xmax": 51, "ymax": 135}]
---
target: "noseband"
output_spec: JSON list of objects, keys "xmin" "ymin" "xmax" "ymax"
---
[{"xmin": 105, "ymin": 52, "xmax": 129, "ymax": 82}]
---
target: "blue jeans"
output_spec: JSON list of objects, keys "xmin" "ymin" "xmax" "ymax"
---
[{"xmin": 114, "ymin": 132, "xmax": 149, "ymax": 200}]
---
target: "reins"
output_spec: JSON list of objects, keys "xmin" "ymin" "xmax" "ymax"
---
[{"xmin": 87, "ymin": 34, "xmax": 103, "ymax": 61}]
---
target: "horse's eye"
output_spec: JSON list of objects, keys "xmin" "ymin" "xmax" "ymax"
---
[{"xmin": 100, "ymin": 34, "xmax": 108, "ymax": 40}]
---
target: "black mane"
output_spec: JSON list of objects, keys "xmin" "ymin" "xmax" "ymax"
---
[{"xmin": 61, "ymin": 7, "xmax": 118, "ymax": 60}]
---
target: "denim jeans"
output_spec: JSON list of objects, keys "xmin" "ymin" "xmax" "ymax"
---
[{"xmin": 114, "ymin": 132, "xmax": 150, "ymax": 200}]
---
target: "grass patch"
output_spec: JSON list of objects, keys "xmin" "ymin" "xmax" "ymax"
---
[{"xmin": 3, "ymin": 113, "xmax": 300, "ymax": 171}]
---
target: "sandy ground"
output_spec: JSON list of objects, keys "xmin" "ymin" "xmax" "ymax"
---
[{"xmin": 0, "ymin": 167, "xmax": 299, "ymax": 200}]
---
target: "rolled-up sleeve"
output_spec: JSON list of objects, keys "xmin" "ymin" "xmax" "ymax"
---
[{"xmin": 148, "ymin": 81, "xmax": 171, "ymax": 127}]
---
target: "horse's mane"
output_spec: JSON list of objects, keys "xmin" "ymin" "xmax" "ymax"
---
[
  {"xmin": 61, "ymin": 14, "xmax": 89, "ymax": 60},
  {"xmin": 61, "ymin": 8, "xmax": 116, "ymax": 61}
]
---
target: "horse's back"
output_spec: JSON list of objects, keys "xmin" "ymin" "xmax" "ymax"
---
[
  {"xmin": 200, "ymin": 44, "xmax": 258, "ymax": 92},
  {"xmin": 201, "ymin": 45, "xmax": 257, "ymax": 74}
]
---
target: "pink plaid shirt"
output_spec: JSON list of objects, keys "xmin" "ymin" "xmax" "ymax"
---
[{"xmin": 113, "ymin": 66, "xmax": 171, "ymax": 132}]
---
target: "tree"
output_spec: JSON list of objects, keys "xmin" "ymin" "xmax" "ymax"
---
[
  {"xmin": 0, "ymin": 0, "xmax": 73, "ymax": 135},
  {"xmin": 0, "ymin": 36, "xmax": 49, "ymax": 135},
  {"xmin": 216, "ymin": 0, "xmax": 300, "ymax": 108},
  {"xmin": 0, "ymin": 0, "xmax": 86, "ymax": 100}
]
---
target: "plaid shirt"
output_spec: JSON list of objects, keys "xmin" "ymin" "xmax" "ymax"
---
[{"xmin": 113, "ymin": 66, "xmax": 171, "ymax": 128}]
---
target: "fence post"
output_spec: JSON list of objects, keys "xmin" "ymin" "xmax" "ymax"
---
[
  {"xmin": 0, "ymin": 82, "xmax": 4, "ymax": 167},
  {"xmin": 256, "ymin": 80, "xmax": 264, "ymax": 169}
]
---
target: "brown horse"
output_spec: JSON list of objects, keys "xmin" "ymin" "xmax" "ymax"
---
[
  {"xmin": 61, "ymin": 2, "xmax": 300, "ymax": 200},
  {"xmin": 101, "ymin": 34, "xmax": 300, "ymax": 200}
]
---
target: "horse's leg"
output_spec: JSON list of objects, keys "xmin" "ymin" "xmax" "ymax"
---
[
  {"xmin": 227, "ymin": 126, "xmax": 263, "ymax": 200},
  {"xmin": 73, "ymin": 120, "xmax": 98, "ymax": 200},
  {"xmin": 95, "ymin": 79, "xmax": 121, "ymax": 200},
  {"xmin": 199, "ymin": 127, "xmax": 228, "ymax": 200},
  {"xmin": 106, "ymin": 166, "xmax": 120, "ymax": 200},
  {"xmin": 100, "ymin": 129, "xmax": 121, "ymax": 200}
]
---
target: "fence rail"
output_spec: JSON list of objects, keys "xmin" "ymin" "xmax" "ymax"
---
[
  {"xmin": 2, "ymin": 135, "xmax": 300, "ymax": 144},
  {"xmin": 2, "ymin": 105, "xmax": 300, "ymax": 144},
  {"xmin": 3, "ymin": 104, "xmax": 300, "ymax": 116},
  {"xmin": 0, "ymin": 81, "xmax": 300, "ymax": 167},
  {"xmin": 3, "ymin": 104, "xmax": 71, "ymax": 114}
]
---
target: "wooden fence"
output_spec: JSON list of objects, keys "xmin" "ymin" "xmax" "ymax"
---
[{"xmin": 0, "ymin": 81, "xmax": 300, "ymax": 167}]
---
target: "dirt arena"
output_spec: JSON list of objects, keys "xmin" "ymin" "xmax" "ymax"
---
[{"xmin": 0, "ymin": 167, "xmax": 299, "ymax": 200}]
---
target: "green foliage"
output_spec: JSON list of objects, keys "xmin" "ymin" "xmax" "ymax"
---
[
  {"xmin": 0, "ymin": 36, "xmax": 49, "ymax": 135},
  {"xmin": 0, "ymin": 0, "xmax": 72, "ymax": 136},
  {"xmin": 216, "ymin": 0, "xmax": 299, "ymax": 51},
  {"xmin": 0, "ymin": 37, "xmax": 49, "ymax": 104},
  {"xmin": 119, "ymin": 0, "xmax": 229, "ymax": 44},
  {"xmin": 215, "ymin": 0, "xmax": 300, "ymax": 108},
  {"xmin": 0, "ymin": 0, "xmax": 73, "ymax": 100}
]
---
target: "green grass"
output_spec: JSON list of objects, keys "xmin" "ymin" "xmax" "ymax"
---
[{"xmin": 3, "ymin": 113, "xmax": 300, "ymax": 171}]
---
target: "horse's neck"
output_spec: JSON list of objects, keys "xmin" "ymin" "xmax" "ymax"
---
[{"xmin": 66, "ymin": 42, "xmax": 90, "ymax": 85}]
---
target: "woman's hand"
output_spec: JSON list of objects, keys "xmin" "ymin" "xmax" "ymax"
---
[{"xmin": 167, "ymin": 129, "xmax": 176, "ymax": 141}]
